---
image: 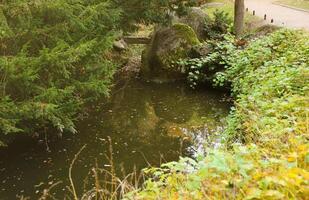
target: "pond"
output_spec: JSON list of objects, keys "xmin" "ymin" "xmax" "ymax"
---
[{"xmin": 0, "ymin": 79, "xmax": 230, "ymax": 199}]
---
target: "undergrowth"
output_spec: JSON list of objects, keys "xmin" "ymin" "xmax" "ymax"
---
[{"xmin": 123, "ymin": 29, "xmax": 309, "ymax": 200}]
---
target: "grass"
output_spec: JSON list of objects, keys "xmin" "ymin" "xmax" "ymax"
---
[
  {"xmin": 203, "ymin": 0, "xmax": 264, "ymax": 33},
  {"xmin": 130, "ymin": 23, "xmax": 154, "ymax": 37},
  {"xmin": 275, "ymin": 0, "xmax": 309, "ymax": 11}
]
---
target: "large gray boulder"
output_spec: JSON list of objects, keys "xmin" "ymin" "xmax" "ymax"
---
[
  {"xmin": 141, "ymin": 23, "xmax": 200, "ymax": 83},
  {"xmin": 176, "ymin": 7, "xmax": 208, "ymax": 40}
]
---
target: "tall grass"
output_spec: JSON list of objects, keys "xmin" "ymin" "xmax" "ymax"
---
[{"xmin": 65, "ymin": 139, "xmax": 146, "ymax": 200}]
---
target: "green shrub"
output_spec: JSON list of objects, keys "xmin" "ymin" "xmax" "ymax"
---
[
  {"xmin": 125, "ymin": 29, "xmax": 309, "ymax": 200},
  {"xmin": 221, "ymin": 30, "xmax": 309, "ymax": 143},
  {"xmin": 0, "ymin": 0, "xmax": 120, "ymax": 144},
  {"xmin": 178, "ymin": 34, "xmax": 236, "ymax": 88},
  {"xmin": 203, "ymin": 9, "xmax": 233, "ymax": 40}
]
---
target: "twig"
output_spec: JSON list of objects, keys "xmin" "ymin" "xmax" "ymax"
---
[
  {"xmin": 39, "ymin": 181, "xmax": 62, "ymax": 200},
  {"xmin": 69, "ymin": 144, "xmax": 87, "ymax": 200}
]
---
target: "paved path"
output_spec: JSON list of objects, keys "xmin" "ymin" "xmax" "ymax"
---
[{"xmin": 244, "ymin": 0, "xmax": 309, "ymax": 30}]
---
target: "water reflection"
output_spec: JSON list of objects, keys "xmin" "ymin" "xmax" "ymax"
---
[{"xmin": 0, "ymin": 79, "xmax": 230, "ymax": 199}]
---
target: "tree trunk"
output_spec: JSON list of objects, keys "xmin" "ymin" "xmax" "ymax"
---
[{"xmin": 234, "ymin": 0, "xmax": 245, "ymax": 38}]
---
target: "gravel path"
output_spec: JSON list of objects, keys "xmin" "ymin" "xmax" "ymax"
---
[{"xmin": 244, "ymin": 0, "xmax": 309, "ymax": 30}]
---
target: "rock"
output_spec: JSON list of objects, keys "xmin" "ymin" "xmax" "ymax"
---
[
  {"xmin": 141, "ymin": 23, "xmax": 200, "ymax": 83},
  {"xmin": 176, "ymin": 7, "xmax": 208, "ymax": 40},
  {"xmin": 254, "ymin": 25, "xmax": 281, "ymax": 37},
  {"xmin": 190, "ymin": 42, "xmax": 213, "ymax": 58},
  {"xmin": 113, "ymin": 39, "xmax": 128, "ymax": 51},
  {"xmin": 117, "ymin": 56, "xmax": 141, "ymax": 79}
]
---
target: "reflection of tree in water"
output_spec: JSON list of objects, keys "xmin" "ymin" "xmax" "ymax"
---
[
  {"xmin": 105, "ymin": 79, "xmax": 229, "ymax": 142},
  {"xmin": 77, "ymin": 79, "xmax": 230, "ymax": 172},
  {"xmin": 151, "ymin": 85, "xmax": 194, "ymax": 124},
  {"xmin": 94, "ymin": 80, "xmax": 191, "ymax": 169},
  {"xmin": 106, "ymin": 80, "xmax": 158, "ymax": 137},
  {"xmin": 106, "ymin": 81, "xmax": 205, "ymax": 140},
  {"xmin": 0, "ymin": 79, "xmax": 230, "ymax": 199}
]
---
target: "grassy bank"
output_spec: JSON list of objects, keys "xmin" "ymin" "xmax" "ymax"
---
[
  {"xmin": 123, "ymin": 29, "xmax": 309, "ymax": 200},
  {"xmin": 204, "ymin": 0, "xmax": 263, "ymax": 33},
  {"xmin": 276, "ymin": 0, "xmax": 309, "ymax": 11}
]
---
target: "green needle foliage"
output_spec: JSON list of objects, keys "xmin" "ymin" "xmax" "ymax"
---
[
  {"xmin": 0, "ymin": 0, "xmax": 121, "ymax": 145},
  {"xmin": 113, "ymin": 0, "xmax": 197, "ymax": 31}
]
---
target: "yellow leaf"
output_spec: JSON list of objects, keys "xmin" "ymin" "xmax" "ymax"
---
[
  {"xmin": 245, "ymin": 188, "xmax": 262, "ymax": 200},
  {"xmin": 263, "ymin": 190, "xmax": 285, "ymax": 199}
]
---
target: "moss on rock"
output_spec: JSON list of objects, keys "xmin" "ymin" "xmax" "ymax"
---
[
  {"xmin": 174, "ymin": 7, "xmax": 209, "ymax": 40},
  {"xmin": 141, "ymin": 23, "xmax": 200, "ymax": 82},
  {"xmin": 172, "ymin": 23, "xmax": 201, "ymax": 45}
]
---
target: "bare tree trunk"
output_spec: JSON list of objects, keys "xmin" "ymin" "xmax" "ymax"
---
[{"xmin": 234, "ymin": 0, "xmax": 245, "ymax": 38}]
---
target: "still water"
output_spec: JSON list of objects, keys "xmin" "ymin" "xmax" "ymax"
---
[{"xmin": 0, "ymin": 79, "xmax": 230, "ymax": 199}]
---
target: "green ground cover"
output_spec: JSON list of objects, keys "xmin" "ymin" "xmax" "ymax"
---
[
  {"xmin": 124, "ymin": 29, "xmax": 309, "ymax": 200},
  {"xmin": 204, "ymin": 0, "xmax": 263, "ymax": 32},
  {"xmin": 276, "ymin": 0, "xmax": 309, "ymax": 11}
]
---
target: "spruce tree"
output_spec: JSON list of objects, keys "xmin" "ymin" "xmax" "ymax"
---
[{"xmin": 0, "ymin": 0, "xmax": 120, "ymax": 144}]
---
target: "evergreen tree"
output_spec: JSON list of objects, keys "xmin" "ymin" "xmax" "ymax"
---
[
  {"xmin": 0, "ymin": 0, "xmax": 120, "ymax": 144},
  {"xmin": 113, "ymin": 0, "xmax": 197, "ymax": 31}
]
